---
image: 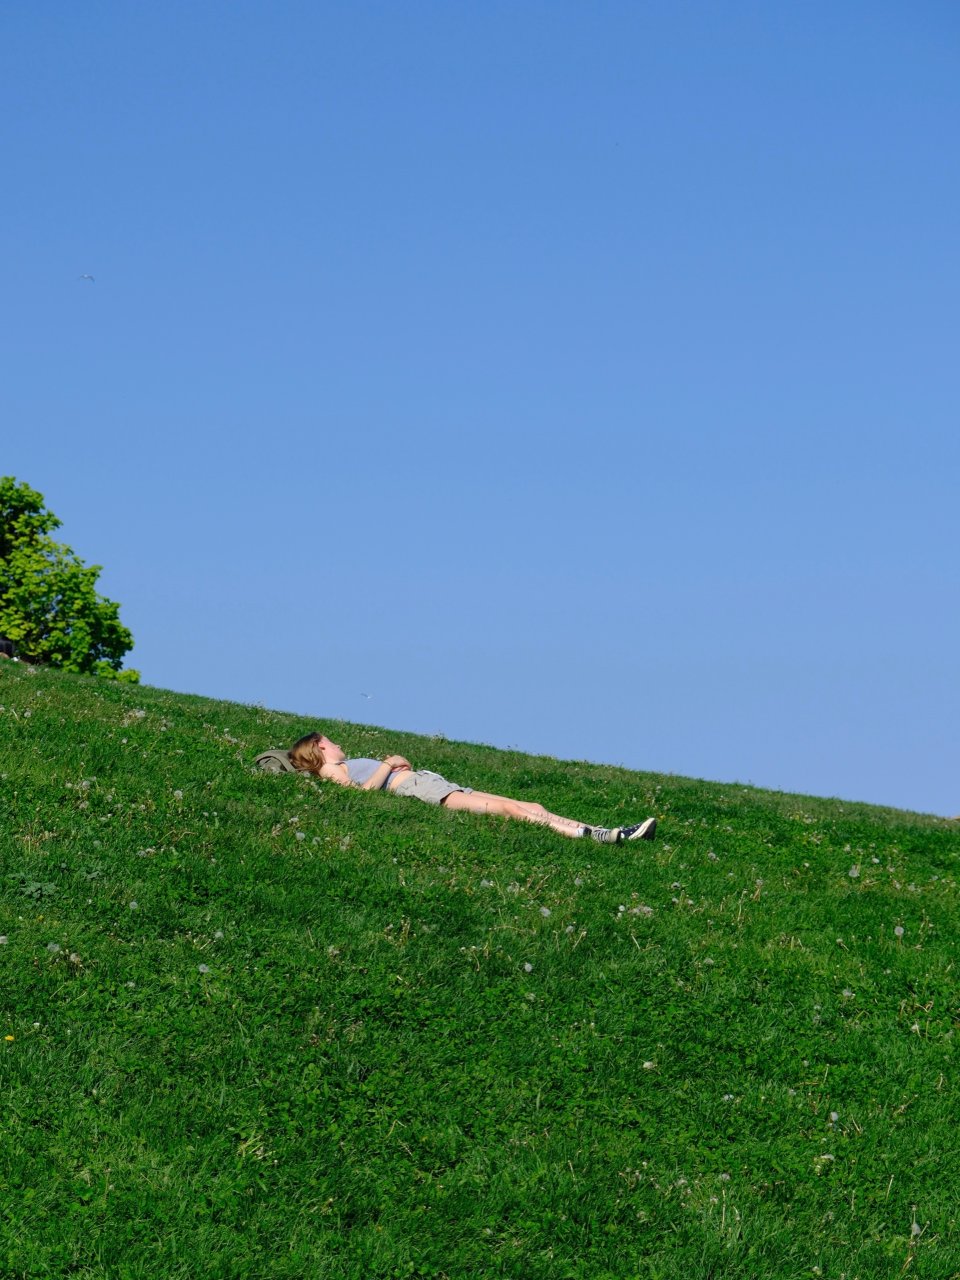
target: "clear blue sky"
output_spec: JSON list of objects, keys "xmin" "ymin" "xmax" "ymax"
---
[{"xmin": 3, "ymin": 2, "xmax": 958, "ymax": 816}]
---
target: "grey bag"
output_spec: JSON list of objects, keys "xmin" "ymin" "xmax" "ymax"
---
[{"xmin": 254, "ymin": 749, "xmax": 298, "ymax": 774}]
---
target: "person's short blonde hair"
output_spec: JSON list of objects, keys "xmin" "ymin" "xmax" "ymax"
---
[{"xmin": 289, "ymin": 732, "xmax": 324, "ymax": 774}]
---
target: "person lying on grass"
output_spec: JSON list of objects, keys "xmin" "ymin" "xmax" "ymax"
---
[{"xmin": 289, "ymin": 733, "xmax": 656, "ymax": 844}]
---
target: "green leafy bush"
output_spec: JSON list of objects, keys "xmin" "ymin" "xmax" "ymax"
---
[{"xmin": 0, "ymin": 476, "xmax": 139, "ymax": 680}]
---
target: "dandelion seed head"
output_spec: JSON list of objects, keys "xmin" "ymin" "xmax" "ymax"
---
[
  {"xmin": 829, "ymin": 1111, "xmax": 839, "ymax": 1123},
  {"xmin": 848, "ymin": 865, "xmax": 860, "ymax": 878},
  {"xmin": 911, "ymin": 1222, "xmax": 922, "ymax": 1237},
  {"xmin": 894, "ymin": 925, "xmax": 905, "ymax": 938},
  {"xmin": 523, "ymin": 962, "xmax": 533, "ymax": 973},
  {"xmin": 539, "ymin": 907, "xmax": 551, "ymax": 918},
  {"xmin": 46, "ymin": 942, "xmax": 61, "ymax": 953},
  {"xmin": 198, "ymin": 964, "xmax": 210, "ymax": 974}
]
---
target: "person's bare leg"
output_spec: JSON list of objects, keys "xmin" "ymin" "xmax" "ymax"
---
[{"xmin": 441, "ymin": 789, "xmax": 604, "ymax": 839}]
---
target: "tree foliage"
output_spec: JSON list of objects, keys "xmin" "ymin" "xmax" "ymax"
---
[{"xmin": 0, "ymin": 477, "xmax": 139, "ymax": 681}]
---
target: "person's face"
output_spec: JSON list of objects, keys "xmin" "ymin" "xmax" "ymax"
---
[{"xmin": 315, "ymin": 734, "xmax": 345, "ymax": 765}]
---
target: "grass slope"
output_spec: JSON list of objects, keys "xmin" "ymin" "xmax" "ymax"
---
[{"xmin": 1, "ymin": 662, "xmax": 958, "ymax": 1279}]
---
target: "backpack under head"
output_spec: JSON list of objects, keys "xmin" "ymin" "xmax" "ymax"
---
[{"xmin": 254, "ymin": 749, "xmax": 298, "ymax": 773}]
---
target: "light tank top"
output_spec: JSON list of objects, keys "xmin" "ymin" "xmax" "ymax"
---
[{"xmin": 342, "ymin": 758, "xmax": 400, "ymax": 789}]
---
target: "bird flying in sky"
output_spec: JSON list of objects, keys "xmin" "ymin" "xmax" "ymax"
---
[{"xmin": 78, "ymin": 274, "xmax": 95, "ymax": 282}]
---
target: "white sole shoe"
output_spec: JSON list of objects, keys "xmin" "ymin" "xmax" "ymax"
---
[{"xmin": 620, "ymin": 817, "xmax": 656, "ymax": 842}]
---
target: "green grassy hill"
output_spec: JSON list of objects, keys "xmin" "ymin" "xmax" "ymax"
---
[{"xmin": 1, "ymin": 662, "xmax": 958, "ymax": 1279}]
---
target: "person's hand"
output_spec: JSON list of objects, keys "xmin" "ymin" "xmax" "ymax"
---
[{"xmin": 384, "ymin": 755, "xmax": 411, "ymax": 770}]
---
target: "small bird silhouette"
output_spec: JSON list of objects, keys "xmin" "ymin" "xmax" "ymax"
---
[
  {"xmin": 78, "ymin": 274, "xmax": 95, "ymax": 283},
  {"xmin": 360, "ymin": 692, "xmax": 374, "ymax": 700}
]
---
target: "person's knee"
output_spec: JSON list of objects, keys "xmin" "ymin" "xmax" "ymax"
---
[{"xmin": 504, "ymin": 799, "xmax": 535, "ymax": 820}]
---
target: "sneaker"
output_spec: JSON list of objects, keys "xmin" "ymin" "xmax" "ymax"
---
[
  {"xmin": 588, "ymin": 825, "xmax": 622, "ymax": 844},
  {"xmin": 620, "ymin": 817, "xmax": 657, "ymax": 842}
]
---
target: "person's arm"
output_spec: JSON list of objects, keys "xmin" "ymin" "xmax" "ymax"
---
[
  {"xmin": 356, "ymin": 755, "xmax": 411, "ymax": 791},
  {"xmin": 319, "ymin": 756, "xmax": 412, "ymax": 790},
  {"xmin": 319, "ymin": 761, "xmax": 352, "ymax": 786}
]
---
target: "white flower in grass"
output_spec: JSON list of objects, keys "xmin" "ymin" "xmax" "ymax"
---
[
  {"xmin": 894, "ymin": 925, "xmax": 905, "ymax": 938},
  {"xmin": 829, "ymin": 1111, "xmax": 839, "ymax": 1123},
  {"xmin": 523, "ymin": 962, "xmax": 533, "ymax": 973},
  {"xmin": 722, "ymin": 1094, "xmax": 735, "ymax": 1102},
  {"xmin": 198, "ymin": 964, "xmax": 210, "ymax": 974},
  {"xmin": 213, "ymin": 930, "xmax": 224, "ymax": 941},
  {"xmin": 642, "ymin": 1060, "xmax": 655, "ymax": 1070},
  {"xmin": 842, "ymin": 988, "xmax": 854, "ymax": 998},
  {"xmin": 911, "ymin": 1222, "xmax": 922, "ymax": 1238},
  {"xmin": 539, "ymin": 907, "xmax": 551, "ymax": 918},
  {"xmin": 719, "ymin": 1172, "xmax": 730, "ymax": 1181},
  {"xmin": 480, "ymin": 879, "xmax": 493, "ymax": 889},
  {"xmin": 46, "ymin": 943, "xmax": 61, "ymax": 953},
  {"xmin": 173, "ymin": 790, "xmax": 183, "ymax": 801},
  {"xmin": 848, "ymin": 865, "xmax": 860, "ymax": 879},
  {"xmin": 295, "ymin": 831, "xmax": 306, "ymax": 841},
  {"xmin": 574, "ymin": 876, "xmax": 583, "ymax": 887},
  {"xmin": 129, "ymin": 901, "xmax": 138, "ymax": 911}
]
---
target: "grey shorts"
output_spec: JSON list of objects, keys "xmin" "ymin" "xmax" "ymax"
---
[{"xmin": 391, "ymin": 769, "xmax": 473, "ymax": 805}]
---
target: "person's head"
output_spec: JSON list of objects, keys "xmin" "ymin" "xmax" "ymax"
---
[{"xmin": 289, "ymin": 732, "xmax": 343, "ymax": 774}]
